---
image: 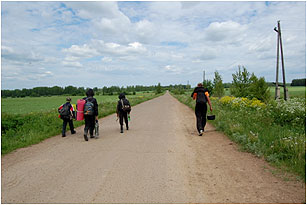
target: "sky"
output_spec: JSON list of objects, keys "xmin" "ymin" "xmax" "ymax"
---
[{"xmin": 1, "ymin": 1, "xmax": 306, "ymax": 90}]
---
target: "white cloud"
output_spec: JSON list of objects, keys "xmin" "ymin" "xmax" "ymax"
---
[
  {"xmin": 62, "ymin": 44, "xmax": 99, "ymax": 58},
  {"xmin": 1, "ymin": 1, "xmax": 305, "ymax": 89},
  {"xmin": 102, "ymin": 57, "xmax": 112, "ymax": 62},
  {"xmin": 164, "ymin": 65, "xmax": 182, "ymax": 74},
  {"xmin": 205, "ymin": 21, "xmax": 248, "ymax": 43},
  {"xmin": 62, "ymin": 61, "xmax": 82, "ymax": 67}
]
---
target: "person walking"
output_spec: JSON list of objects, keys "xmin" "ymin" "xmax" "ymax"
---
[
  {"xmin": 116, "ymin": 93, "xmax": 131, "ymax": 133},
  {"xmin": 58, "ymin": 97, "xmax": 76, "ymax": 137},
  {"xmin": 83, "ymin": 89, "xmax": 98, "ymax": 141},
  {"xmin": 191, "ymin": 83, "xmax": 213, "ymax": 136}
]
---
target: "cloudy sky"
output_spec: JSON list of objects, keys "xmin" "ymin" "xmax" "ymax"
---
[{"xmin": 1, "ymin": 1, "xmax": 306, "ymax": 90}]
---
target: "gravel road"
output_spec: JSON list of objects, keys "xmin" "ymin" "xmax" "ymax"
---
[{"xmin": 1, "ymin": 92, "xmax": 305, "ymax": 203}]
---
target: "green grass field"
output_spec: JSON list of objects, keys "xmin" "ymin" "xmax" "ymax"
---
[
  {"xmin": 269, "ymin": 86, "xmax": 306, "ymax": 98},
  {"xmin": 223, "ymin": 86, "xmax": 305, "ymax": 99},
  {"xmin": 1, "ymin": 92, "xmax": 153, "ymax": 115}
]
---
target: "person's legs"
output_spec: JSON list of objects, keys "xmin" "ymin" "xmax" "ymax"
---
[
  {"xmin": 84, "ymin": 116, "xmax": 90, "ymax": 141},
  {"xmin": 201, "ymin": 104, "xmax": 208, "ymax": 131},
  {"xmin": 195, "ymin": 103, "xmax": 203, "ymax": 133},
  {"xmin": 123, "ymin": 112, "xmax": 128, "ymax": 130},
  {"xmin": 62, "ymin": 119, "xmax": 68, "ymax": 137},
  {"xmin": 89, "ymin": 116, "xmax": 95, "ymax": 138},
  {"xmin": 68, "ymin": 119, "xmax": 76, "ymax": 134},
  {"xmin": 119, "ymin": 111, "xmax": 124, "ymax": 133}
]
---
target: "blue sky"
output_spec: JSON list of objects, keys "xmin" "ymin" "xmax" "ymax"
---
[{"xmin": 1, "ymin": 1, "xmax": 306, "ymax": 90}]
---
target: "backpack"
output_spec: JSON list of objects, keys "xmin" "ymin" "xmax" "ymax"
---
[
  {"xmin": 196, "ymin": 91, "xmax": 207, "ymax": 104},
  {"xmin": 84, "ymin": 98, "xmax": 95, "ymax": 116},
  {"xmin": 121, "ymin": 98, "xmax": 131, "ymax": 112},
  {"xmin": 59, "ymin": 103, "xmax": 71, "ymax": 119}
]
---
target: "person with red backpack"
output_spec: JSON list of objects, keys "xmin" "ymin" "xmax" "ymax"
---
[
  {"xmin": 58, "ymin": 97, "xmax": 76, "ymax": 137},
  {"xmin": 116, "ymin": 93, "xmax": 131, "ymax": 133},
  {"xmin": 191, "ymin": 83, "xmax": 213, "ymax": 136},
  {"xmin": 83, "ymin": 89, "xmax": 98, "ymax": 141}
]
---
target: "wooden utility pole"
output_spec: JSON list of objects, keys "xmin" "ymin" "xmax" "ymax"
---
[
  {"xmin": 274, "ymin": 20, "xmax": 288, "ymax": 100},
  {"xmin": 274, "ymin": 25, "xmax": 280, "ymax": 100}
]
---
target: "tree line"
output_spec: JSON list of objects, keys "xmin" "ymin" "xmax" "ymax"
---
[
  {"xmin": 291, "ymin": 78, "xmax": 306, "ymax": 86},
  {"xmin": 1, "ymin": 84, "xmax": 190, "ymax": 98}
]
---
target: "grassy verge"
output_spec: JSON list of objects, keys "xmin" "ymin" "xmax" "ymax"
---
[
  {"xmin": 171, "ymin": 92, "xmax": 306, "ymax": 180},
  {"xmin": 1, "ymin": 92, "xmax": 164, "ymax": 155}
]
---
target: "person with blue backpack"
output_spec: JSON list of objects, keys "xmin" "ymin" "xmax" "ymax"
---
[
  {"xmin": 58, "ymin": 97, "xmax": 76, "ymax": 137},
  {"xmin": 191, "ymin": 83, "xmax": 213, "ymax": 136},
  {"xmin": 116, "ymin": 93, "xmax": 131, "ymax": 133},
  {"xmin": 83, "ymin": 88, "xmax": 98, "ymax": 141}
]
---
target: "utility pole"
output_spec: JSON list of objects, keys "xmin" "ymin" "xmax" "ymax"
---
[
  {"xmin": 274, "ymin": 25, "xmax": 280, "ymax": 100},
  {"xmin": 203, "ymin": 70, "xmax": 205, "ymax": 82},
  {"xmin": 274, "ymin": 20, "xmax": 288, "ymax": 100}
]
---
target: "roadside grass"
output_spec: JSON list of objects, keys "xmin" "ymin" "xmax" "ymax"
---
[
  {"xmin": 1, "ymin": 92, "xmax": 163, "ymax": 155},
  {"xmin": 171, "ymin": 92, "xmax": 306, "ymax": 180}
]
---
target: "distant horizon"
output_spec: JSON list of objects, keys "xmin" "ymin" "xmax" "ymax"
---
[
  {"xmin": 2, "ymin": 78, "xmax": 305, "ymax": 91},
  {"xmin": 2, "ymin": 2, "xmax": 306, "ymax": 90}
]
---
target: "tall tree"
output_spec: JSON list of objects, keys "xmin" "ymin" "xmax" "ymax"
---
[{"xmin": 213, "ymin": 71, "xmax": 224, "ymax": 98}]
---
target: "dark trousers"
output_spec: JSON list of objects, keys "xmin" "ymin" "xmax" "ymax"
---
[
  {"xmin": 62, "ymin": 118, "xmax": 74, "ymax": 136},
  {"xmin": 195, "ymin": 102, "xmax": 207, "ymax": 133},
  {"xmin": 84, "ymin": 115, "xmax": 95, "ymax": 136},
  {"xmin": 119, "ymin": 111, "xmax": 128, "ymax": 129}
]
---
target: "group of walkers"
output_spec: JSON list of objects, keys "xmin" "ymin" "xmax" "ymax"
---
[
  {"xmin": 58, "ymin": 83, "xmax": 212, "ymax": 140},
  {"xmin": 58, "ymin": 88, "xmax": 131, "ymax": 141}
]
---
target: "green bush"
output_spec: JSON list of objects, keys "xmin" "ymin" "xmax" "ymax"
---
[{"xmin": 230, "ymin": 65, "xmax": 271, "ymax": 102}]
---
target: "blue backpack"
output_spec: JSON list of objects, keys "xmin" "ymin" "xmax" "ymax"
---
[{"xmin": 84, "ymin": 98, "xmax": 94, "ymax": 116}]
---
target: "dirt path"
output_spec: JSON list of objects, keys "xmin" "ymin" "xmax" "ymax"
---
[{"xmin": 2, "ymin": 92, "xmax": 305, "ymax": 203}]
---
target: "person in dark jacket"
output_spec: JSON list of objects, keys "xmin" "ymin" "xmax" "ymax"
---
[
  {"xmin": 58, "ymin": 97, "xmax": 76, "ymax": 137},
  {"xmin": 116, "ymin": 93, "xmax": 131, "ymax": 133},
  {"xmin": 83, "ymin": 89, "xmax": 98, "ymax": 141},
  {"xmin": 191, "ymin": 83, "xmax": 213, "ymax": 136}
]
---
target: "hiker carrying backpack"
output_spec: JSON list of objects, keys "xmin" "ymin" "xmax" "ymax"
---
[
  {"xmin": 116, "ymin": 93, "xmax": 131, "ymax": 133},
  {"xmin": 191, "ymin": 83, "xmax": 213, "ymax": 136},
  {"xmin": 121, "ymin": 98, "xmax": 131, "ymax": 113},
  {"xmin": 58, "ymin": 97, "xmax": 76, "ymax": 137},
  {"xmin": 83, "ymin": 89, "xmax": 99, "ymax": 141}
]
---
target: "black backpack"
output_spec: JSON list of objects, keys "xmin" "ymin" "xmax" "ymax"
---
[
  {"xmin": 59, "ymin": 103, "xmax": 71, "ymax": 119},
  {"xmin": 196, "ymin": 91, "xmax": 207, "ymax": 104},
  {"xmin": 84, "ymin": 98, "xmax": 95, "ymax": 116},
  {"xmin": 121, "ymin": 98, "xmax": 131, "ymax": 112}
]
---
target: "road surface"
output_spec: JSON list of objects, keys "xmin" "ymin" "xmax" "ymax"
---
[{"xmin": 2, "ymin": 92, "xmax": 305, "ymax": 203}]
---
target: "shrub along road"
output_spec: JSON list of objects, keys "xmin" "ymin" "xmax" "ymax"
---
[{"xmin": 1, "ymin": 92, "xmax": 305, "ymax": 203}]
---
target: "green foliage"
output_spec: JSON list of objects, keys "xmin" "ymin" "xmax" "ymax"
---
[
  {"xmin": 249, "ymin": 76, "xmax": 271, "ymax": 103},
  {"xmin": 171, "ymin": 88, "xmax": 185, "ymax": 95},
  {"xmin": 291, "ymin": 78, "xmax": 306, "ymax": 86},
  {"xmin": 155, "ymin": 83, "xmax": 162, "ymax": 94},
  {"xmin": 268, "ymin": 98, "xmax": 306, "ymax": 127},
  {"xmin": 230, "ymin": 65, "xmax": 271, "ymax": 102},
  {"xmin": 213, "ymin": 71, "xmax": 224, "ymax": 98},
  {"xmin": 203, "ymin": 79, "xmax": 214, "ymax": 95},
  {"xmin": 230, "ymin": 65, "xmax": 252, "ymax": 97}
]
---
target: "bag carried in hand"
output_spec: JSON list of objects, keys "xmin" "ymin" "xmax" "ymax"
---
[
  {"xmin": 59, "ymin": 104, "xmax": 71, "ymax": 119},
  {"xmin": 95, "ymin": 120, "xmax": 99, "ymax": 137},
  {"xmin": 84, "ymin": 98, "xmax": 95, "ymax": 116},
  {"xmin": 121, "ymin": 99, "xmax": 131, "ymax": 112}
]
